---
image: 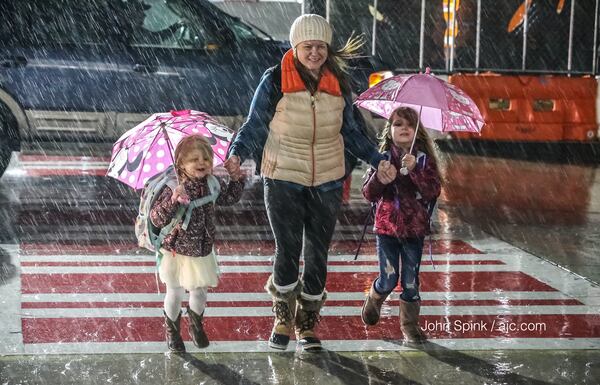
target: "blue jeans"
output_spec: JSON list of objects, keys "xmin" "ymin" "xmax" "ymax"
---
[{"xmin": 374, "ymin": 234, "xmax": 424, "ymax": 302}]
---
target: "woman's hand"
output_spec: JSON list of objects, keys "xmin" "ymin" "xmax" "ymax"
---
[
  {"xmin": 224, "ymin": 155, "xmax": 241, "ymax": 179},
  {"xmin": 401, "ymin": 154, "xmax": 417, "ymax": 172},
  {"xmin": 171, "ymin": 184, "xmax": 190, "ymax": 205},
  {"xmin": 376, "ymin": 160, "xmax": 397, "ymax": 185}
]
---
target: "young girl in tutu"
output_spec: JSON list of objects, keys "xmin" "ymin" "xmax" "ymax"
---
[{"xmin": 150, "ymin": 135, "xmax": 244, "ymax": 352}]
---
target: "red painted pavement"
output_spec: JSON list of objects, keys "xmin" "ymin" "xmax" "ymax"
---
[
  {"xmin": 21, "ymin": 271, "xmax": 557, "ymax": 294},
  {"xmin": 20, "ymin": 240, "xmax": 483, "ymax": 255},
  {"xmin": 22, "ymin": 314, "xmax": 600, "ymax": 344},
  {"xmin": 21, "ymin": 299, "xmax": 582, "ymax": 309},
  {"xmin": 20, "ymin": 260, "xmax": 505, "ymax": 267}
]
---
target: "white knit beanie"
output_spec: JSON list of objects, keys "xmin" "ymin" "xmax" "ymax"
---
[{"xmin": 289, "ymin": 14, "xmax": 332, "ymax": 48}]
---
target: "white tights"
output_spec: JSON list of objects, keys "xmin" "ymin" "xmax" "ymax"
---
[{"xmin": 163, "ymin": 286, "xmax": 208, "ymax": 321}]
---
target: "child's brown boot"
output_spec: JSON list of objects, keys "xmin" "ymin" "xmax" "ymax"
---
[
  {"xmin": 187, "ymin": 306, "xmax": 209, "ymax": 348},
  {"xmin": 164, "ymin": 311, "xmax": 186, "ymax": 353},
  {"xmin": 361, "ymin": 282, "xmax": 389, "ymax": 326},
  {"xmin": 399, "ymin": 299, "xmax": 427, "ymax": 343}
]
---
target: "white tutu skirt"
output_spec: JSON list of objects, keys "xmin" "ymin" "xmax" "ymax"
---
[{"xmin": 159, "ymin": 248, "xmax": 220, "ymax": 290}]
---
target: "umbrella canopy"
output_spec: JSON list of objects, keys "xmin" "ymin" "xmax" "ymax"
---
[
  {"xmin": 355, "ymin": 68, "xmax": 484, "ymax": 134},
  {"xmin": 107, "ymin": 109, "xmax": 234, "ymax": 189}
]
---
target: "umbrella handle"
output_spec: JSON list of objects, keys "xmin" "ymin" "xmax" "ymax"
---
[
  {"xmin": 408, "ymin": 105, "xmax": 422, "ymax": 154},
  {"xmin": 400, "ymin": 105, "xmax": 422, "ymax": 176}
]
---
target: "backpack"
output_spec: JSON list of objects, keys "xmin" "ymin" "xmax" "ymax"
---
[{"xmin": 135, "ymin": 165, "xmax": 221, "ymax": 263}]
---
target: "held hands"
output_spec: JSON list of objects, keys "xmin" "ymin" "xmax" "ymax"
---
[
  {"xmin": 376, "ymin": 160, "xmax": 397, "ymax": 185},
  {"xmin": 224, "ymin": 155, "xmax": 243, "ymax": 181},
  {"xmin": 171, "ymin": 184, "xmax": 190, "ymax": 205}
]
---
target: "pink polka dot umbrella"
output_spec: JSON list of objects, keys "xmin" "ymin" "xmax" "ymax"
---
[{"xmin": 107, "ymin": 109, "xmax": 234, "ymax": 189}]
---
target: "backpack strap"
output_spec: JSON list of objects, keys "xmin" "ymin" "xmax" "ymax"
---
[
  {"xmin": 154, "ymin": 204, "xmax": 187, "ymax": 261},
  {"xmin": 180, "ymin": 175, "xmax": 221, "ymax": 230}
]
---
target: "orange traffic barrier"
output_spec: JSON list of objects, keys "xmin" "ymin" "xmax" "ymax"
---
[{"xmin": 449, "ymin": 74, "xmax": 597, "ymax": 141}]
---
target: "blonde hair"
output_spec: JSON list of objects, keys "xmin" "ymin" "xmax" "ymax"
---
[
  {"xmin": 379, "ymin": 107, "xmax": 443, "ymax": 180},
  {"xmin": 174, "ymin": 135, "xmax": 213, "ymax": 180}
]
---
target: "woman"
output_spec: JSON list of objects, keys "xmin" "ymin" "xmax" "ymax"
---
[{"xmin": 224, "ymin": 14, "xmax": 394, "ymax": 351}]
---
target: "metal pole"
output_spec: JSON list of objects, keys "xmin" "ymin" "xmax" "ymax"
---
[
  {"xmin": 371, "ymin": 0, "xmax": 378, "ymax": 57},
  {"xmin": 594, "ymin": 0, "xmax": 599, "ymax": 74},
  {"xmin": 522, "ymin": 0, "xmax": 528, "ymax": 71},
  {"xmin": 475, "ymin": 0, "xmax": 481, "ymax": 72},
  {"xmin": 449, "ymin": 0, "xmax": 457, "ymax": 72},
  {"xmin": 419, "ymin": 0, "xmax": 426, "ymax": 70},
  {"xmin": 325, "ymin": 0, "xmax": 330, "ymax": 22},
  {"xmin": 567, "ymin": 0, "xmax": 576, "ymax": 74},
  {"xmin": 445, "ymin": 3, "xmax": 449, "ymax": 71},
  {"xmin": 301, "ymin": 0, "xmax": 305, "ymax": 15}
]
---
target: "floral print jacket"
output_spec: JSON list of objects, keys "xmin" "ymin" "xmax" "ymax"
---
[
  {"xmin": 362, "ymin": 145, "xmax": 441, "ymax": 239},
  {"xmin": 150, "ymin": 175, "xmax": 245, "ymax": 257}
]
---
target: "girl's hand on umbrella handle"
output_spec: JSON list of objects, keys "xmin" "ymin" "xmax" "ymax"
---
[
  {"xmin": 401, "ymin": 154, "xmax": 416, "ymax": 171},
  {"xmin": 171, "ymin": 184, "xmax": 190, "ymax": 205},
  {"xmin": 177, "ymin": 194, "xmax": 191, "ymax": 205}
]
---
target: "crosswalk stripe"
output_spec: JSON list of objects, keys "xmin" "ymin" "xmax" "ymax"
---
[
  {"xmin": 20, "ymin": 305, "xmax": 599, "ymax": 318},
  {"xmin": 20, "ymin": 264, "xmax": 520, "ymax": 274},
  {"xmin": 19, "ymin": 290, "xmax": 578, "ymax": 303}
]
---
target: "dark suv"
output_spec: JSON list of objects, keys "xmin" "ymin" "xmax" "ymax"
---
[{"xmin": 0, "ymin": 0, "xmax": 291, "ymax": 176}]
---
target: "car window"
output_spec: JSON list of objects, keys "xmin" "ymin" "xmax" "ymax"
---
[
  {"xmin": 5, "ymin": 0, "xmax": 120, "ymax": 47},
  {"xmin": 229, "ymin": 22, "xmax": 257, "ymax": 41},
  {"xmin": 128, "ymin": 0, "xmax": 207, "ymax": 49}
]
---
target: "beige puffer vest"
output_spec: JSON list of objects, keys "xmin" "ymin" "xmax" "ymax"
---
[{"xmin": 260, "ymin": 90, "xmax": 346, "ymax": 186}]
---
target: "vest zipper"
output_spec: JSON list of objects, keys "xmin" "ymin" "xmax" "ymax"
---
[{"xmin": 311, "ymin": 94, "xmax": 316, "ymax": 185}]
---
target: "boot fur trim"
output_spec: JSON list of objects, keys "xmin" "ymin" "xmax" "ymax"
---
[
  {"xmin": 265, "ymin": 275, "xmax": 303, "ymax": 302},
  {"xmin": 297, "ymin": 291, "xmax": 327, "ymax": 311}
]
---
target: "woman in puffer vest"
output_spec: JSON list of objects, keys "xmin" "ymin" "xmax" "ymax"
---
[{"xmin": 224, "ymin": 14, "xmax": 393, "ymax": 351}]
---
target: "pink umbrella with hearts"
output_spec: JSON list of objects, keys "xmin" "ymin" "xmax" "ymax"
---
[
  {"xmin": 107, "ymin": 109, "xmax": 234, "ymax": 189},
  {"xmin": 355, "ymin": 67, "xmax": 485, "ymax": 169}
]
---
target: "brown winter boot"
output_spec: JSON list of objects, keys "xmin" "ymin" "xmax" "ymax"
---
[
  {"xmin": 295, "ymin": 293, "xmax": 327, "ymax": 352},
  {"xmin": 265, "ymin": 276, "xmax": 302, "ymax": 350},
  {"xmin": 187, "ymin": 306, "xmax": 209, "ymax": 348},
  {"xmin": 399, "ymin": 299, "xmax": 427, "ymax": 343},
  {"xmin": 164, "ymin": 311, "xmax": 186, "ymax": 353},
  {"xmin": 361, "ymin": 282, "xmax": 389, "ymax": 326}
]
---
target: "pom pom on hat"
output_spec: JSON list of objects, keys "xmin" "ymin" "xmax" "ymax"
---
[{"xmin": 289, "ymin": 14, "xmax": 332, "ymax": 48}]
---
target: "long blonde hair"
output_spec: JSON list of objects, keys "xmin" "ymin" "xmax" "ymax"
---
[
  {"xmin": 379, "ymin": 107, "xmax": 442, "ymax": 180},
  {"xmin": 174, "ymin": 135, "xmax": 213, "ymax": 180}
]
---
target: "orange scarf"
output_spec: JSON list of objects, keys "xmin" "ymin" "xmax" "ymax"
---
[{"xmin": 280, "ymin": 49, "xmax": 342, "ymax": 96}]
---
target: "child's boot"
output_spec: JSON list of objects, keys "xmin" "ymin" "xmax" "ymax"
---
[
  {"xmin": 399, "ymin": 299, "xmax": 427, "ymax": 343},
  {"xmin": 295, "ymin": 293, "xmax": 327, "ymax": 352},
  {"xmin": 361, "ymin": 282, "xmax": 389, "ymax": 326},
  {"xmin": 186, "ymin": 306, "xmax": 209, "ymax": 348},
  {"xmin": 164, "ymin": 311, "xmax": 186, "ymax": 353},
  {"xmin": 265, "ymin": 275, "xmax": 302, "ymax": 350}
]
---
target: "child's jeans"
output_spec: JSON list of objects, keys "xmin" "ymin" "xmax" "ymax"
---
[{"xmin": 374, "ymin": 234, "xmax": 424, "ymax": 302}]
